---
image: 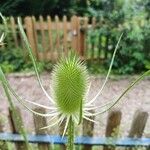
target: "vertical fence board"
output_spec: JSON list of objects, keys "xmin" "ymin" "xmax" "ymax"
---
[
  {"xmin": 33, "ymin": 107, "xmax": 51, "ymax": 150},
  {"xmin": 39, "ymin": 15, "xmax": 47, "ymax": 60},
  {"xmin": 91, "ymin": 17, "xmax": 96, "ymax": 60},
  {"xmin": 71, "ymin": 16, "xmax": 79, "ymax": 53},
  {"xmin": 127, "ymin": 110, "xmax": 149, "ymax": 150},
  {"xmin": 9, "ymin": 107, "xmax": 27, "ymax": 150},
  {"xmin": 47, "ymin": 16, "xmax": 53, "ymax": 60},
  {"xmin": 84, "ymin": 17, "xmax": 88, "ymax": 58},
  {"xmin": 77, "ymin": 17, "xmax": 81, "ymax": 56},
  {"xmin": 24, "ymin": 17, "xmax": 37, "ymax": 58},
  {"xmin": 103, "ymin": 110, "xmax": 122, "ymax": 150},
  {"xmin": 79, "ymin": 17, "xmax": 88, "ymax": 58},
  {"xmin": 32, "ymin": 16, "xmax": 39, "ymax": 60},
  {"xmin": 55, "ymin": 16, "xmax": 61, "ymax": 59},
  {"xmin": 10, "ymin": 16, "xmax": 18, "ymax": 47},
  {"xmin": 82, "ymin": 110, "xmax": 95, "ymax": 150},
  {"xmin": 128, "ymin": 110, "xmax": 148, "ymax": 137},
  {"xmin": 63, "ymin": 16, "xmax": 68, "ymax": 56}
]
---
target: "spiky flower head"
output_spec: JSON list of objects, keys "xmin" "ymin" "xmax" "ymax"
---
[{"xmin": 52, "ymin": 54, "xmax": 89, "ymax": 115}]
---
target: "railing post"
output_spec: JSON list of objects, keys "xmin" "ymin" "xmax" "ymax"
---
[
  {"xmin": 9, "ymin": 107, "xmax": 28, "ymax": 150},
  {"xmin": 127, "ymin": 110, "xmax": 149, "ymax": 150},
  {"xmin": 103, "ymin": 110, "xmax": 122, "ymax": 150},
  {"xmin": 82, "ymin": 110, "xmax": 95, "ymax": 150},
  {"xmin": 33, "ymin": 107, "xmax": 51, "ymax": 150}
]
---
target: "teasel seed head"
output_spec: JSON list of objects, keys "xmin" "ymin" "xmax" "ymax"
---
[{"xmin": 52, "ymin": 55, "xmax": 89, "ymax": 115}]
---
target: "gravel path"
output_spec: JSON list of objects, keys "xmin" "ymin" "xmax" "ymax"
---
[{"xmin": 0, "ymin": 73, "xmax": 149, "ymax": 137}]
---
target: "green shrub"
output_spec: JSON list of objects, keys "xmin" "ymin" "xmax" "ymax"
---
[
  {"xmin": 0, "ymin": 48, "xmax": 26, "ymax": 72},
  {"xmin": 0, "ymin": 47, "xmax": 54, "ymax": 73},
  {"xmin": 87, "ymin": 0, "xmax": 150, "ymax": 74}
]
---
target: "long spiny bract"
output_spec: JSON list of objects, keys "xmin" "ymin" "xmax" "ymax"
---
[
  {"xmin": 52, "ymin": 55, "xmax": 89, "ymax": 115},
  {"xmin": 87, "ymin": 33, "xmax": 123, "ymax": 106},
  {"xmin": 17, "ymin": 18, "xmax": 55, "ymax": 104}
]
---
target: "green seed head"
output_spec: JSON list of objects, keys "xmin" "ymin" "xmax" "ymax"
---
[{"xmin": 52, "ymin": 55, "xmax": 88, "ymax": 115}]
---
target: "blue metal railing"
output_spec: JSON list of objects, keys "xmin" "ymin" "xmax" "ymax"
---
[{"xmin": 0, "ymin": 132, "xmax": 150, "ymax": 147}]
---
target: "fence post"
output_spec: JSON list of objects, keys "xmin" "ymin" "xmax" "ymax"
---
[
  {"xmin": 47, "ymin": 16, "xmax": 53, "ymax": 60},
  {"xmin": 79, "ymin": 17, "xmax": 88, "ymax": 58},
  {"xmin": 91, "ymin": 17, "xmax": 96, "ymax": 60},
  {"xmin": 71, "ymin": 16, "xmax": 80, "ymax": 54},
  {"xmin": 82, "ymin": 110, "xmax": 95, "ymax": 150},
  {"xmin": 55, "ymin": 15, "xmax": 61, "ymax": 59},
  {"xmin": 32, "ymin": 16, "xmax": 39, "ymax": 60},
  {"xmin": 9, "ymin": 107, "xmax": 28, "ymax": 150},
  {"xmin": 39, "ymin": 15, "xmax": 47, "ymax": 60},
  {"xmin": 63, "ymin": 15, "xmax": 68, "ymax": 56},
  {"xmin": 33, "ymin": 107, "xmax": 51, "ymax": 150},
  {"xmin": 10, "ymin": 16, "xmax": 18, "ymax": 47},
  {"xmin": 24, "ymin": 16, "xmax": 38, "ymax": 58},
  {"xmin": 127, "ymin": 110, "xmax": 149, "ymax": 150},
  {"xmin": 103, "ymin": 110, "xmax": 122, "ymax": 150}
]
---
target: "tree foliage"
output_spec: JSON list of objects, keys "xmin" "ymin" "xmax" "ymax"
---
[
  {"xmin": 87, "ymin": 0, "xmax": 150, "ymax": 74},
  {"xmin": 0, "ymin": 0, "xmax": 76, "ymax": 17}
]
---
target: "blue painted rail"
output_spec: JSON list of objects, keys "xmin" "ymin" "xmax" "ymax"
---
[{"xmin": 0, "ymin": 133, "xmax": 150, "ymax": 147}]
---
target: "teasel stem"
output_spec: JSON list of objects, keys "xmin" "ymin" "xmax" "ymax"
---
[
  {"xmin": 67, "ymin": 116, "xmax": 75, "ymax": 150},
  {"xmin": 1, "ymin": 77, "xmax": 32, "ymax": 150}
]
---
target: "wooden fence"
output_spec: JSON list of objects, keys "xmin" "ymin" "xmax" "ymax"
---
[
  {"xmin": 0, "ymin": 107, "xmax": 149, "ymax": 150},
  {"xmin": 1, "ymin": 16, "xmax": 113, "ymax": 61}
]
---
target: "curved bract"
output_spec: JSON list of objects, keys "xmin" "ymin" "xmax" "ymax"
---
[{"xmin": 52, "ymin": 55, "xmax": 88, "ymax": 115}]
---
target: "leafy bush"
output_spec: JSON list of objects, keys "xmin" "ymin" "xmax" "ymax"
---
[
  {"xmin": 0, "ymin": 47, "xmax": 54, "ymax": 73},
  {"xmin": 0, "ymin": 48, "xmax": 26, "ymax": 72},
  {"xmin": 87, "ymin": 0, "xmax": 150, "ymax": 74}
]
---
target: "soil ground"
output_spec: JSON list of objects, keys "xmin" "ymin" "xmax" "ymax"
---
[{"xmin": 0, "ymin": 73, "xmax": 149, "ymax": 137}]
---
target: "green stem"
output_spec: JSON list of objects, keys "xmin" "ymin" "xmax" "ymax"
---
[
  {"xmin": 67, "ymin": 116, "xmax": 74, "ymax": 150},
  {"xmin": 1, "ymin": 77, "xmax": 32, "ymax": 150}
]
